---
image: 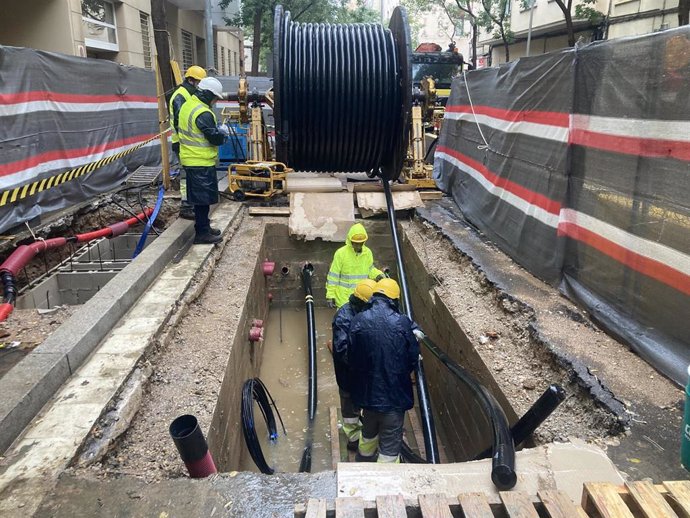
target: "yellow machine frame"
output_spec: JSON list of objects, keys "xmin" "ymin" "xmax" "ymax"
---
[
  {"xmin": 403, "ymin": 77, "xmax": 437, "ymax": 189},
  {"xmin": 228, "ymin": 161, "xmax": 289, "ymax": 200}
]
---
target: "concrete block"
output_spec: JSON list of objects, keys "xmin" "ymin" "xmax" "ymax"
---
[{"xmin": 289, "ymin": 192, "xmax": 355, "ymax": 242}]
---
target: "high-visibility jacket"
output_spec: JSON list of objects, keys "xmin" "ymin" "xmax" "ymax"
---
[
  {"xmin": 168, "ymin": 84, "xmax": 193, "ymax": 144},
  {"xmin": 326, "ymin": 223, "xmax": 383, "ymax": 308},
  {"xmin": 178, "ymin": 95, "xmax": 218, "ymax": 167}
]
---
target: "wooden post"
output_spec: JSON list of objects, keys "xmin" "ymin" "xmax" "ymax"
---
[
  {"xmin": 150, "ymin": 0, "xmax": 174, "ymax": 97},
  {"xmin": 155, "ymin": 61, "xmax": 171, "ymax": 190}
]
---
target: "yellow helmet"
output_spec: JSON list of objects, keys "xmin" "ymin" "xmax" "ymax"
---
[
  {"xmin": 185, "ymin": 65, "xmax": 207, "ymax": 81},
  {"xmin": 353, "ymin": 279, "xmax": 377, "ymax": 303},
  {"xmin": 350, "ymin": 233, "xmax": 367, "ymax": 243},
  {"xmin": 375, "ymin": 278, "xmax": 400, "ymax": 300}
]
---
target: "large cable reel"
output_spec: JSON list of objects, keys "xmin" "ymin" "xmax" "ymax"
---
[{"xmin": 273, "ymin": 5, "xmax": 412, "ymax": 181}]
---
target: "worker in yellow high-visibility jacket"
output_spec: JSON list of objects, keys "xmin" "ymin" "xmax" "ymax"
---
[
  {"xmin": 169, "ymin": 65, "xmax": 207, "ymax": 220},
  {"xmin": 326, "ymin": 223, "xmax": 384, "ymax": 309}
]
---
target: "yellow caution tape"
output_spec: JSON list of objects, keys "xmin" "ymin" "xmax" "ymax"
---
[{"xmin": 0, "ymin": 129, "xmax": 170, "ymax": 208}]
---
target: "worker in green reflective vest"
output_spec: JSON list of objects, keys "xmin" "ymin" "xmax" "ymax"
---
[
  {"xmin": 178, "ymin": 77, "xmax": 229, "ymax": 245},
  {"xmin": 169, "ymin": 65, "xmax": 207, "ymax": 220}
]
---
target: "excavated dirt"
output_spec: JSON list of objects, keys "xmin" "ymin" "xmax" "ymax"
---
[{"xmin": 74, "ymin": 211, "xmax": 262, "ymax": 483}]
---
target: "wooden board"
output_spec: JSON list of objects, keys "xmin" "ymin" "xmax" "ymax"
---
[
  {"xmin": 375, "ymin": 495, "xmax": 407, "ymax": 518},
  {"xmin": 663, "ymin": 481, "xmax": 690, "ymax": 517},
  {"xmin": 419, "ymin": 190, "xmax": 443, "ymax": 201},
  {"xmin": 418, "ymin": 494, "xmax": 453, "ymax": 518},
  {"xmin": 304, "ymin": 498, "xmax": 327, "ymax": 518},
  {"xmin": 286, "ymin": 177, "xmax": 345, "ymax": 193},
  {"xmin": 582, "ymin": 483, "xmax": 635, "ymax": 518},
  {"xmin": 335, "ymin": 497, "xmax": 365, "ymax": 518},
  {"xmin": 626, "ymin": 481, "xmax": 678, "ymax": 518},
  {"xmin": 352, "ymin": 183, "xmax": 417, "ymax": 192},
  {"xmin": 248, "ymin": 206, "xmax": 291, "ymax": 216},
  {"xmin": 538, "ymin": 490, "xmax": 584, "ymax": 518},
  {"xmin": 457, "ymin": 493, "xmax": 494, "ymax": 518},
  {"xmin": 329, "ymin": 406, "xmax": 343, "ymax": 470},
  {"xmin": 500, "ymin": 491, "xmax": 540, "ymax": 518}
]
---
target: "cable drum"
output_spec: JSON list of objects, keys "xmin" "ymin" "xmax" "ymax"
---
[{"xmin": 273, "ymin": 5, "xmax": 412, "ymax": 181}]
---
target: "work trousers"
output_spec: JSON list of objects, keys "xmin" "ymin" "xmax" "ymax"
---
[
  {"xmin": 194, "ymin": 204, "xmax": 211, "ymax": 235},
  {"xmin": 359, "ymin": 409, "xmax": 404, "ymax": 461}
]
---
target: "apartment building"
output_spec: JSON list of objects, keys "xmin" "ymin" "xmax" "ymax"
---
[
  {"xmin": 0, "ymin": 0, "xmax": 244, "ymax": 75},
  {"xmin": 478, "ymin": 0, "xmax": 682, "ymax": 65}
]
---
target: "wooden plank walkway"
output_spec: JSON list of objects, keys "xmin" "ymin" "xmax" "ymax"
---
[{"xmin": 295, "ymin": 481, "xmax": 690, "ymax": 517}]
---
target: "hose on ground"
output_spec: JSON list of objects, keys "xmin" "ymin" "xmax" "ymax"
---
[
  {"xmin": 299, "ymin": 263, "xmax": 317, "ymax": 472},
  {"xmin": 241, "ymin": 377, "xmax": 286, "ymax": 475}
]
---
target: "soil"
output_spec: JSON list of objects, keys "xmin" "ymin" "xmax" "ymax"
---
[{"xmin": 74, "ymin": 210, "xmax": 263, "ymax": 483}]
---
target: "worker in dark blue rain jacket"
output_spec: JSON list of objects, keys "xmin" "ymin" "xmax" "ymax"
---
[
  {"xmin": 348, "ymin": 278, "xmax": 420, "ymax": 463},
  {"xmin": 330, "ymin": 279, "xmax": 377, "ymax": 451}
]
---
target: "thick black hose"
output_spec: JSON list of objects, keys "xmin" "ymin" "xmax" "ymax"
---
[
  {"xmin": 2, "ymin": 272, "xmax": 17, "ymax": 305},
  {"xmin": 299, "ymin": 263, "xmax": 317, "ymax": 472},
  {"xmin": 419, "ymin": 335, "xmax": 517, "ymax": 489},
  {"xmin": 382, "ymin": 179, "xmax": 440, "ymax": 464},
  {"xmin": 241, "ymin": 378, "xmax": 286, "ymax": 475}
]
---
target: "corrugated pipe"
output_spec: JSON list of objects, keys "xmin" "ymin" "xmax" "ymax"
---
[
  {"xmin": 0, "ymin": 208, "xmax": 153, "ymax": 323},
  {"xmin": 169, "ymin": 414, "xmax": 217, "ymax": 478}
]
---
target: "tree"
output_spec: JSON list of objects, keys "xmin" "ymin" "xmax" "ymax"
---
[
  {"xmin": 477, "ymin": 0, "xmax": 513, "ymax": 62},
  {"xmin": 521, "ymin": 0, "xmax": 602, "ymax": 47},
  {"xmin": 220, "ymin": 0, "xmax": 378, "ymax": 75}
]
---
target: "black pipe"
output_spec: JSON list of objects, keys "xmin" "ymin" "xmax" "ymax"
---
[
  {"xmin": 419, "ymin": 335, "xmax": 517, "ymax": 489},
  {"xmin": 475, "ymin": 384, "xmax": 566, "ymax": 460},
  {"xmin": 299, "ymin": 263, "xmax": 318, "ymax": 472},
  {"xmin": 2, "ymin": 272, "xmax": 17, "ymax": 305},
  {"xmin": 382, "ymin": 179, "xmax": 440, "ymax": 465},
  {"xmin": 240, "ymin": 378, "xmax": 286, "ymax": 475},
  {"xmin": 169, "ymin": 415, "xmax": 217, "ymax": 478}
]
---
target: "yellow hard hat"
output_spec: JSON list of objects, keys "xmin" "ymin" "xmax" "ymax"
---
[
  {"xmin": 353, "ymin": 279, "xmax": 377, "ymax": 303},
  {"xmin": 185, "ymin": 65, "xmax": 207, "ymax": 80},
  {"xmin": 375, "ymin": 278, "xmax": 400, "ymax": 300},
  {"xmin": 350, "ymin": 233, "xmax": 367, "ymax": 243}
]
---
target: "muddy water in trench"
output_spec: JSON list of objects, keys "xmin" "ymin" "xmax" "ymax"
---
[{"xmin": 239, "ymin": 306, "xmax": 340, "ymax": 473}]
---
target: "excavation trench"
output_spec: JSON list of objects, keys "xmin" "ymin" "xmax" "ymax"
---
[{"xmin": 97, "ymin": 214, "xmax": 619, "ymax": 481}]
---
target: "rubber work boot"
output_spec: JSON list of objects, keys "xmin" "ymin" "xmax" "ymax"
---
[
  {"xmin": 209, "ymin": 227, "xmax": 222, "ymax": 236},
  {"xmin": 342, "ymin": 418, "xmax": 362, "ymax": 451},
  {"xmin": 179, "ymin": 206, "xmax": 195, "ymax": 220},
  {"xmin": 376, "ymin": 453, "xmax": 401, "ymax": 463},
  {"xmin": 355, "ymin": 451, "xmax": 378, "ymax": 462},
  {"xmin": 356, "ymin": 433, "xmax": 378, "ymax": 462},
  {"xmin": 194, "ymin": 233, "xmax": 222, "ymax": 245}
]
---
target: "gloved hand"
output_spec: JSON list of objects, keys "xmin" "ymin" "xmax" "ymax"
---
[
  {"xmin": 413, "ymin": 329, "xmax": 426, "ymax": 341},
  {"xmin": 375, "ymin": 274, "xmax": 384, "ymax": 282},
  {"xmin": 218, "ymin": 123, "xmax": 230, "ymax": 136},
  {"xmin": 327, "ymin": 298, "xmax": 336, "ymax": 309}
]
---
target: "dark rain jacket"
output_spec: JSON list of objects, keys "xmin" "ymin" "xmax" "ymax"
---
[
  {"xmin": 331, "ymin": 298, "xmax": 363, "ymax": 392},
  {"xmin": 348, "ymin": 294, "xmax": 419, "ymax": 413}
]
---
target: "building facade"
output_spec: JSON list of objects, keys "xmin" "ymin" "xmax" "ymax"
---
[{"xmin": 0, "ymin": 0, "xmax": 244, "ymax": 75}]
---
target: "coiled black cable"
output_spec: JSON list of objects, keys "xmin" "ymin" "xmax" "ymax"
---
[
  {"xmin": 273, "ymin": 5, "xmax": 412, "ymax": 180},
  {"xmin": 241, "ymin": 378, "xmax": 286, "ymax": 475}
]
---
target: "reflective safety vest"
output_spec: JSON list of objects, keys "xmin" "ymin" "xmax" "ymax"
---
[
  {"xmin": 178, "ymin": 95, "xmax": 218, "ymax": 167},
  {"xmin": 168, "ymin": 85, "xmax": 192, "ymax": 145}
]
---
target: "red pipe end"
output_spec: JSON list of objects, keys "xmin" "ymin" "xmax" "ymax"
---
[
  {"xmin": 184, "ymin": 451, "xmax": 217, "ymax": 478},
  {"xmin": 262, "ymin": 260, "xmax": 275, "ymax": 276},
  {"xmin": 251, "ymin": 319, "xmax": 264, "ymax": 328},
  {"xmin": 0, "ymin": 303, "xmax": 14, "ymax": 323},
  {"xmin": 249, "ymin": 326, "xmax": 263, "ymax": 342},
  {"xmin": 268, "ymin": 292, "xmax": 273, "ymax": 302}
]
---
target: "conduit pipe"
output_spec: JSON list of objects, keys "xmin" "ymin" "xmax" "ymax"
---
[
  {"xmin": 0, "ymin": 208, "xmax": 153, "ymax": 323},
  {"xmin": 169, "ymin": 414, "xmax": 217, "ymax": 478},
  {"xmin": 299, "ymin": 263, "xmax": 317, "ymax": 472}
]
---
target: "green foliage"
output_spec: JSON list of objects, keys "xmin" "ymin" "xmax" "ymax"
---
[{"xmin": 574, "ymin": 0, "xmax": 604, "ymax": 24}]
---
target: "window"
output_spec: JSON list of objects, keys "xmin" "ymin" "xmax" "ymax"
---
[
  {"xmin": 82, "ymin": 0, "xmax": 118, "ymax": 51},
  {"xmin": 221, "ymin": 45, "xmax": 226, "ymax": 75},
  {"xmin": 181, "ymin": 30, "xmax": 194, "ymax": 70},
  {"xmin": 140, "ymin": 12, "xmax": 152, "ymax": 69}
]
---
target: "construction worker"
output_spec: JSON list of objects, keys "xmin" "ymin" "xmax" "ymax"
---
[
  {"xmin": 330, "ymin": 279, "xmax": 377, "ymax": 450},
  {"xmin": 169, "ymin": 65, "xmax": 207, "ymax": 220},
  {"xmin": 326, "ymin": 223, "xmax": 384, "ymax": 309},
  {"xmin": 178, "ymin": 77, "xmax": 230, "ymax": 245},
  {"xmin": 348, "ymin": 278, "xmax": 419, "ymax": 463}
]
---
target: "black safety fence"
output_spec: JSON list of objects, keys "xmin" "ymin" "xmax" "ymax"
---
[{"xmin": 435, "ymin": 27, "xmax": 690, "ymax": 385}]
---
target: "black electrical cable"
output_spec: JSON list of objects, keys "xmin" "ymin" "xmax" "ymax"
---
[
  {"xmin": 241, "ymin": 377, "xmax": 287, "ymax": 475},
  {"xmin": 298, "ymin": 263, "xmax": 317, "ymax": 473},
  {"xmin": 273, "ymin": 6, "xmax": 412, "ymax": 180}
]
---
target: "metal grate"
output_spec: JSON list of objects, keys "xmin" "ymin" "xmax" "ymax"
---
[
  {"xmin": 220, "ymin": 45, "xmax": 226, "ymax": 75},
  {"xmin": 181, "ymin": 30, "xmax": 193, "ymax": 70},
  {"xmin": 140, "ymin": 11, "xmax": 152, "ymax": 70},
  {"xmin": 126, "ymin": 165, "xmax": 162, "ymax": 185}
]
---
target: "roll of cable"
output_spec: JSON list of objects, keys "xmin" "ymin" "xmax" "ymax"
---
[{"xmin": 241, "ymin": 378, "xmax": 286, "ymax": 475}]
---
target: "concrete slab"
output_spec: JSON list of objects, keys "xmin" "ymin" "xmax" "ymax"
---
[
  {"xmin": 0, "ymin": 203, "xmax": 242, "ymax": 516},
  {"xmin": 356, "ymin": 191, "xmax": 423, "ymax": 218},
  {"xmin": 289, "ymin": 192, "xmax": 355, "ymax": 242},
  {"xmin": 336, "ymin": 441, "xmax": 624, "ymax": 504}
]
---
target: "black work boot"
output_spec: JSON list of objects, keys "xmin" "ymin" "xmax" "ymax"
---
[
  {"xmin": 194, "ymin": 232, "xmax": 222, "ymax": 245},
  {"xmin": 355, "ymin": 452, "xmax": 378, "ymax": 462},
  {"xmin": 180, "ymin": 207, "xmax": 195, "ymax": 220},
  {"xmin": 209, "ymin": 227, "xmax": 221, "ymax": 236}
]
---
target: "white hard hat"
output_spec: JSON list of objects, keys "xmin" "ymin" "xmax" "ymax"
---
[{"xmin": 198, "ymin": 77, "xmax": 223, "ymax": 99}]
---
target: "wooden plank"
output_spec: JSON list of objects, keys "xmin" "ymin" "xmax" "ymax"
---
[
  {"xmin": 582, "ymin": 483, "xmax": 634, "ymax": 518},
  {"xmin": 663, "ymin": 481, "xmax": 690, "ymax": 517},
  {"xmin": 248, "ymin": 206, "xmax": 290, "ymax": 216},
  {"xmin": 305, "ymin": 498, "xmax": 327, "ymax": 518},
  {"xmin": 626, "ymin": 481, "xmax": 678, "ymax": 518},
  {"xmin": 419, "ymin": 191, "xmax": 443, "ymax": 201},
  {"xmin": 457, "ymin": 493, "xmax": 494, "ymax": 518},
  {"xmin": 500, "ymin": 491, "xmax": 540, "ymax": 518},
  {"xmin": 335, "ymin": 497, "xmax": 365, "ymax": 518},
  {"xmin": 538, "ymin": 490, "xmax": 583, "ymax": 518},
  {"xmin": 407, "ymin": 409, "xmax": 427, "ymax": 460},
  {"xmin": 418, "ymin": 494, "xmax": 453, "ymax": 518},
  {"xmin": 375, "ymin": 495, "xmax": 407, "ymax": 518},
  {"xmin": 329, "ymin": 406, "xmax": 342, "ymax": 469},
  {"xmin": 352, "ymin": 183, "xmax": 417, "ymax": 192}
]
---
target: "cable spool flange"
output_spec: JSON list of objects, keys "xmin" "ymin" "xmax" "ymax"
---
[{"xmin": 273, "ymin": 6, "xmax": 412, "ymax": 181}]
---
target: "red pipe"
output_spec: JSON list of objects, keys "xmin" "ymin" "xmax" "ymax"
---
[{"xmin": 0, "ymin": 208, "xmax": 153, "ymax": 322}]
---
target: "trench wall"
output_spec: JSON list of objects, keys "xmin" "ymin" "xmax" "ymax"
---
[
  {"xmin": 401, "ymin": 228, "xmax": 519, "ymax": 462},
  {"xmin": 207, "ymin": 223, "xmax": 270, "ymax": 471}
]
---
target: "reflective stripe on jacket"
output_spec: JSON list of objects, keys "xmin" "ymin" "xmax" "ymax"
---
[
  {"xmin": 178, "ymin": 95, "xmax": 217, "ymax": 167},
  {"xmin": 326, "ymin": 223, "xmax": 383, "ymax": 308},
  {"xmin": 168, "ymin": 85, "xmax": 192, "ymax": 144}
]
